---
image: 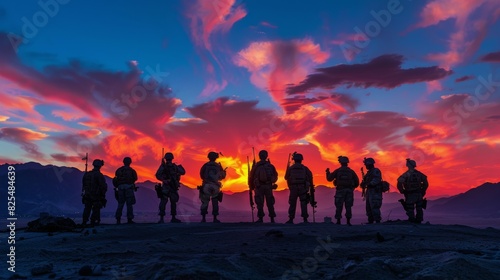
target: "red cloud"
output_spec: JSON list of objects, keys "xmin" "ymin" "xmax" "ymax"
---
[
  {"xmin": 234, "ymin": 38, "xmax": 330, "ymax": 108},
  {"xmin": 287, "ymin": 54, "xmax": 452, "ymax": 94},
  {"xmin": 412, "ymin": 0, "xmax": 500, "ymax": 69},
  {"xmin": 0, "ymin": 127, "xmax": 47, "ymax": 159},
  {"xmin": 455, "ymin": 75, "xmax": 475, "ymax": 83}
]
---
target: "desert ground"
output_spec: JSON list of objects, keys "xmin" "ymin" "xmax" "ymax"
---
[{"xmin": 2, "ymin": 220, "xmax": 500, "ymax": 280}]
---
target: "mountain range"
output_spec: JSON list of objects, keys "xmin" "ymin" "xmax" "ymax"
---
[{"xmin": 1, "ymin": 162, "xmax": 499, "ymax": 220}]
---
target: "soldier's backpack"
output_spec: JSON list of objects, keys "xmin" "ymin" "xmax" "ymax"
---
[
  {"xmin": 82, "ymin": 171, "xmax": 98, "ymax": 196},
  {"xmin": 335, "ymin": 167, "xmax": 354, "ymax": 188},
  {"xmin": 405, "ymin": 171, "xmax": 421, "ymax": 192},
  {"xmin": 288, "ymin": 164, "xmax": 307, "ymax": 185},
  {"xmin": 255, "ymin": 162, "xmax": 277, "ymax": 186},
  {"xmin": 203, "ymin": 162, "xmax": 220, "ymax": 182}
]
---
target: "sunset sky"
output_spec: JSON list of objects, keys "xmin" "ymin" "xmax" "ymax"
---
[{"xmin": 1, "ymin": 0, "xmax": 499, "ymax": 197}]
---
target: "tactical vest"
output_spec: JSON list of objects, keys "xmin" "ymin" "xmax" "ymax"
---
[
  {"xmin": 288, "ymin": 164, "xmax": 307, "ymax": 185},
  {"xmin": 163, "ymin": 163, "xmax": 180, "ymax": 182},
  {"xmin": 365, "ymin": 168, "xmax": 381, "ymax": 189},
  {"xmin": 116, "ymin": 166, "xmax": 135, "ymax": 185},
  {"xmin": 203, "ymin": 162, "xmax": 220, "ymax": 183},
  {"xmin": 336, "ymin": 167, "xmax": 354, "ymax": 188},
  {"xmin": 405, "ymin": 171, "xmax": 422, "ymax": 192}
]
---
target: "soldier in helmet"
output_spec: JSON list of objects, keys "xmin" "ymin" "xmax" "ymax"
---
[
  {"xmin": 199, "ymin": 151, "xmax": 227, "ymax": 223},
  {"xmin": 285, "ymin": 153, "xmax": 313, "ymax": 224},
  {"xmin": 81, "ymin": 159, "xmax": 108, "ymax": 227},
  {"xmin": 249, "ymin": 150, "xmax": 278, "ymax": 223},
  {"xmin": 155, "ymin": 152, "xmax": 186, "ymax": 223},
  {"xmin": 360, "ymin": 157, "xmax": 383, "ymax": 224},
  {"xmin": 114, "ymin": 157, "xmax": 138, "ymax": 224},
  {"xmin": 326, "ymin": 156, "xmax": 359, "ymax": 225},
  {"xmin": 397, "ymin": 158, "xmax": 429, "ymax": 223}
]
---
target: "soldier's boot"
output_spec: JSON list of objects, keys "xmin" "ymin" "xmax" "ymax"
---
[
  {"xmin": 375, "ymin": 220, "xmax": 380, "ymax": 224},
  {"xmin": 201, "ymin": 215, "xmax": 206, "ymax": 223},
  {"xmin": 336, "ymin": 218, "xmax": 341, "ymax": 225},
  {"xmin": 346, "ymin": 218, "xmax": 352, "ymax": 226},
  {"xmin": 285, "ymin": 218, "xmax": 294, "ymax": 224},
  {"xmin": 171, "ymin": 216, "xmax": 181, "ymax": 223},
  {"xmin": 116, "ymin": 218, "xmax": 121, "ymax": 225},
  {"xmin": 127, "ymin": 218, "xmax": 135, "ymax": 224},
  {"xmin": 158, "ymin": 216, "xmax": 165, "ymax": 224},
  {"xmin": 255, "ymin": 218, "xmax": 263, "ymax": 223},
  {"xmin": 213, "ymin": 215, "xmax": 221, "ymax": 223},
  {"xmin": 270, "ymin": 217, "xmax": 275, "ymax": 223},
  {"xmin": 303, "ymin": 217, "xmax": 309, "ymax": 223}
]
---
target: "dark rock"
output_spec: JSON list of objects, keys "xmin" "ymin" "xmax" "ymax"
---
[
  {"xmin": 265, "ymin": 230, "xmax": 284, "ymax": 238},
  {"xmin": 376, "ymin": 232, "xmax": 385, "ymax": 242},
  {"xmin": 31, "ymin": 264, "xmax": 53, "ymax": 276},
  {"xmin": 27, "ymin": 216, "xmax": 77, "ymax": 232},
  {"xmin": 79, "ymin": 265, "xmax": 93, "ymax": 276}
]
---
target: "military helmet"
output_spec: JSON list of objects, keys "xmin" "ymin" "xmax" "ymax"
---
[
  {"xmin": 406, "ymin": 158, "xmax": 417, "ymax": 168},
  {"xmin": 92, "ymin": 159, "xmax": 104, "ymax": 167},
  {"xmin": 123, "ymin": 157, "xmax": 132, "ymax": 165},
  {"xmin": 258, "ymin": 150, "xmax": 268, "ymax": 160},
  {"xmin": 363, "ymin": 157, "xmax": 375, "ymax": 165},
  {"xmin": 164, "ymin": 152, "xmax": 174, "ymax": 160},
  {"xmin": 338, "ymin": 156, "xmax": 349, "ymax": 164},
  {"xmin": 207, "ymin": 151, "xmax": 219, "ymax": 160},
  {"xmin": 292, "ymin": 153, "xmax": 303, "ymax": 161}
]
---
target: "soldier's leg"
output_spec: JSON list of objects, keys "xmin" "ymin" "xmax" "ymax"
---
[
  {"xmin": 344, "ymin": 190, "xmax": 354, "ymax": 220},
  {"xmin": 288, "ymin": 188, "xmax": 298, "ymax": 219},
  {"xmin": 365, "ymin": 195, "xmax": 374, "ymax": 223},
  {"xmin": 254, "ymin": 188, "xmax": 265, "ymax": 219},
  {"xmin": 299, "ymin": 192, "xmax": 309, "ymax": 219},
  {"xmin": 334, "ymin": 190, "xmax": 344, "ymax": 220},
  {"xmin": 90, "ymin": 201, "xmax": 101, "ymax": 225},
  {"xmin": 265, "ymin": 188, "xmax": 276, "ymax": 218},
  {"xmin": 370, "ymin": 195, "xmax": 382, "ymax": 223},
  {"xmin": 125, "ymin": 188, "xmax": 135, "ymax": 221},
  {"xmin": 82, "ymin": 202, "xmax": 92, "ymax": 224},
  {"xmin": 158, "ymin": 197, "xmax": 168, "ymax": 217},
  {"xmin": 170, "ymin": 192, "xmax": 179, "ymax": 217},
  {"xmin": 200, "ymin": 194, "xmax": 210, "ymax": 216},
  {"xmin": 415, "ymin": 196, "xmax": 424, "ymax": 223},
  {"xmin": 115, "ymin": 189, "xmax": 126, "ymax": 220},
  {"xmin": 211, "ymin": 196, "xmax": 219, "ymax": 216}
]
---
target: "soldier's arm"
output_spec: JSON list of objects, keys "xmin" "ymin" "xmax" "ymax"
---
[
  {"xmin": 284, "ymin": 167, "xmax": 290, "ymax": 181},
  {"xmin": 219, "ymin": 164, "xmax": 227, "ymax": 179},
  {"xmin": 132, "ymin": 169, "xmax": 138, "ymax": 182},
  {"xmin": 115, "ymin": 168, "xmax": 121, "ymax": 178},
  {"xmin": 369, "ymin": 169, "xmax": 382, "ymax": 186},
  {"xmin": 155, "ymin": 165, "xmax": 164, "ymax": 181},
  {"xmin": 306, "ymin": 167, "xmax": 314, "ymax": 185},
  {"xmin": 177, "ymin": 164, "xmax": 186, "ymax": 176},
  {"xmin": 396, "ymin": 173, "xmax": 406, "ymax": 193},
  {"xmin": 200, "ymin": 164, "xmax": 206, "ymax": 180},
  {"xmin": 98, "ymin": 174, "xmax": 108, "ymax": 194},
  {"xmin": 271, "ymin": 165, "xmax": 278, "ymax": 183},
  {"xmin": 421, "ymin": 173, "xmax": 429, "ymax": 193},
  {"xmin": 352, "ymin": 169, "xmax": 360, "ymax": 187},
  {"xmin": 326, "ymin": 169, "xmax": 336, "ymax": 182}
]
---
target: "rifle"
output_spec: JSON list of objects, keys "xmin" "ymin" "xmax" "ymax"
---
[
  {"xmin": 309, "ymin": 184, "xmax": 317, "ymax": 223},
  {"xmin": 81, "ymin": 153, "xmax": 88, "ymax": 196},
  {"xmin": 360, "ymin": 167, "xmax": 366, "ymax": 201},
  {"xmin": 247, "ymin": 156, "xmax": 255, "ymax": 222}
]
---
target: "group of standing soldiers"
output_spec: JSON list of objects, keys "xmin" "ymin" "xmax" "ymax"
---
[{"xmin": 80, "ymin": 150, "xmax": 429, "ymax": 226}]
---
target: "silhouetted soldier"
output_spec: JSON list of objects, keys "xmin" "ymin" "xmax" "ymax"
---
[
  {"xmin": 114, "ymin": 157, "xmax": 138, "ymax": 224},
  {"xmin": 82, "ymin": 159, "xmax": 107, "ymax": 226},
  {"xmin": 199, "ymin": 152, "xmax": 227, "ymax": 223},
  {"xmin": 326, "ymin": 156, "xmax": 359, "ymax": 225},
  {"xmin": 285, "ymin": 153, "xmax": 313, "ymax": 224},
  {"xmin": 155, "ymin": 152, "xmax": 185, "ymax": 223},
  {"xmin": 397, "ymin": 158, "xmax": 429, "ymax": 224},
  {"xmin": 249, "ymin": 150, "xmax": 278, "ymax": 223},
  {"xmin": 360, "ymin": 157, "xmax": 383, "ymax": 224}
]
